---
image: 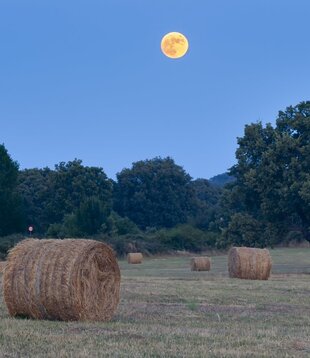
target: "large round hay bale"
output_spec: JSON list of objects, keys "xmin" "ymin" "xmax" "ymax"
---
[
  {"xmin": 190, "ymin": 257, "xmax": 211, "ymax": 271},
  {"xmin": 127, "ymin": 253, "xmax": 143, "ymax": 264},
  {"xmin": 228, "ymin": 247, "xmax": 272, "ymax": 280},
  {"xmin": 3, "ymin": 239, "xmax": 121, "ymax": 321}
]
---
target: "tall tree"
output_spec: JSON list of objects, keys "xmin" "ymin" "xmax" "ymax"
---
[
  {"xmin": 18, "ymin": 160, "xmax": 113, "ymax": 234},
  {"xmin": 227, "ymin": 101, "xmax": 310, "ymax": 245},
  {"xmin": 74, "ymin": 197, "xmax": 110, "ymax": 236},
  {"xmin": 0, "ymin": 144, "xmax": 23, "ymax": 235},
  {"xmin": 47, "ymin": 159, "xmax": 113, "ymax": 225},
  {"xmin": 189, "ymin": 178, "xmax": 221, "ymax": 230},
  {"xmin": 17, "ymin": 168, "xmax": 54, "ymax": 233},
  {"xmin": 114, "ymin": 157, "xmax": 194, "ymax": 228}
]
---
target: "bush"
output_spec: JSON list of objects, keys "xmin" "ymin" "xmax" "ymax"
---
[
  {"xmin": 75, "ymin": 197, "xmax": 110, "ymax": 235},
  {"xmin": 285, "ymin": 230, "xmax": 304, "ymax": 244},
  {"xmin": 95, "ymin": 233, "xmax": 164, "ymax": 257},
  {"xmin": 0, "ymin": 233, "xmax": 24, "ymax": 259},
  {"xmin": 46, "ymin": 223, "xmax": 67, "ymax": 238},
  {"xmin": 155, "ymin": 224, "xmax": 215, "ymax": 252},
  {"xmin": 222, "ymin": 213, "xmax": 265, "ymax": 248},
  {"xmin": 105, "ymin": 225, "xmax": 220, "ymax": 256},
  {"xmin": 102, "ymin": 212, "xmax": 140, "ymax": 236}
]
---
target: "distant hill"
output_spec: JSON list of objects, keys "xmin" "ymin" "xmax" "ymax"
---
[{"xmin": 209, "ymin": 173, "xmax": 236, "ymax": 187}]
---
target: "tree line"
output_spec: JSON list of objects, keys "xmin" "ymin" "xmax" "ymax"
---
[{"xmin": 0, "ymin": 101, "xmax": 309, "ymax": 256}]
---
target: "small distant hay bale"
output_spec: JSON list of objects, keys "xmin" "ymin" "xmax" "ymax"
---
[
  {"xmin": 191, "ymin": 257, "xmax": 211, "ymax": 271},
  {"xmin": 0, "ymin": 261, "xmax": 6, "ymax": 273},
  {"xmin": 127, "ymin": 253, "xmax": 143, "ymax": 264},
  {"xmin": 228, "ymin": 247, "xmax": 272, "ymax": 280},
  {"xmin": 3, "ymin": 239, "xmax": 120, "ymax": 321}
]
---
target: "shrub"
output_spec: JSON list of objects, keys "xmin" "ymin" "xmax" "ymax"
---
[
  {"xmin": 0, "ymin": 234, "xmax": 24, "ymax": 259},
  {"xmin": 102, "ymin": 212, "xmax": 140, "ymax": 236},
  {"xmin": 222, "ymin": 213, "xmax": 265, "ymax": 248},
  {"xmin": 155, "ymin": 224, "xmax": 214, "ymax": 252}
]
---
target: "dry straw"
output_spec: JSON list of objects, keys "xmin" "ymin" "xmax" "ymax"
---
[
  {"xmin": 228, "ymin": 247, "xmax": 272, "ymax": 280},
  {"xmin": 127, "ymin": 253, "xmax": 143, "ymax": 264},
  {"xmin": 0, "ymin": 261, "xmax": 6, "ymax": 274},
  {"xmin": 191, "ymin": 257, "xmax": 211, "ymax": 271},
  {"xmin": 3, "ymin": 239, "xmax": 121, "ymax": 321}
]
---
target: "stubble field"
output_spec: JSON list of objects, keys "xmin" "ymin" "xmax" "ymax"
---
[{"xmin": 0, "ymin": 248, "xmax": 309, "ymax": 357}]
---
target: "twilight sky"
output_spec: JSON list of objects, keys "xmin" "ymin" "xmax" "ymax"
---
[{"xmin": 1, "ymin": 0, "xmax": 309, "ymax": 179}]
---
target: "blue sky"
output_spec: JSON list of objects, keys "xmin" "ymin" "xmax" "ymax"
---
[{"xmin": 1, "ymin": 0, "xmax": 309, "ymax": 179}]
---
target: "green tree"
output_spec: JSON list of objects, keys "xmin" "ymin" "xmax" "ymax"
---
[
  {"xmin": 114, "ymin": 157, "xmax": 194, "ymax": 229},
  {"xmin": 226, "ymin": 101, "xmax": 310, "ymax": 245},
  {"xmin": 17, "ymin": 168, "xmax": 54, "ymax": 233},
  {"xmin": 74, "ymin": 197, "xmax": 110, "ymax": 236},
  {"xmin": 103, "ymin": 211, "xmax": 140, "ymax": 236},
  {"xmin": 189, "ymin": 178, "xmax": 221, "ymax": 230},
  {"xmin": 47, "ymin": 159, "xmax": 113, "ymax": 225},
  {"xmin": 0, "ymin": 144, "xmax": 23, "ymax": 235},
  {"xmin": 154, "ymin": 224, "xmax": 216, "ymax": 252},
  {"xmin": 222, "ymin": 213, "xmax": 265, "ymax": 248}
]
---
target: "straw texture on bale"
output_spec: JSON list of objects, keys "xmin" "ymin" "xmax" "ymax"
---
[
  {"xmin": 191, "ymin": 257, "xmax": 211, "ymax": 271},
  {"xmin": 228, "ymin": 247, "xmax": 272, "ymax": 280},
  {"xmin": 3, "ymin": 239, "xmax": 121, "ymax": 321},
  {"xmin": 0, "ymin": 261, "xmax": 6, "ymax": 273},
  {"xmin": 127, "ymin": 253, "xmax": 143, "ymax": 264}
]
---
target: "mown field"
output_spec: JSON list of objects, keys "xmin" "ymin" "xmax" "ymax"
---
[{"xmin": 0, "ymin": 248, "xmax": 309, "ymax": 357}]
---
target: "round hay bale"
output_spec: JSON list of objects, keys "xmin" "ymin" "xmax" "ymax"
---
[
  {"xmin": 190, "ymin": 257, "xmax": 211, "ymax": 271},
  {"xmin": 0, "ymin": 261, "xmax": 6, "ymax": 274},
  {"xmin": 228, "ymin": 247, "xmax": 272, "ymax": 280},
  {"xmin": 127, "ymin": 253, "xmax": 143, "ymax": 264},
  {"xmin": 3, "ymin": 239, "xmax": 120, "ymax": 321}
]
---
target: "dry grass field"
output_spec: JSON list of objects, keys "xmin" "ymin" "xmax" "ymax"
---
[{"xmin": 0, "ymin": 248, "xmax": 309, "ymax": 357}]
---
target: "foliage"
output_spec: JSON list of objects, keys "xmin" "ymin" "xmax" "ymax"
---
[
  {"xmin": 95, "ymin": 233, "xmax": 164, "ymax": 257},
  {"xmin": 209, "ymin": 172, "xmax": 236, "ymax": 187},
  {"xmin": 74, "ymin": 197, "xmax": 110, "ymax": 235},
  {"xmin": 188, "ymin": 178, "xmax": 221, "ymax": 230},
  {"xmin": 1, "ymin": 100, "xmax": 309, "ymax": 252},
  {"xmin": 284, "ymin": 230, "xmax": 305, "ymax": 244},
  {"xmin": 103, "ymin": 212, "xmax": 140, "ymax": 236},
  {"xmin": 221, "ymin": 213, "xmax": 265, "ymax": 248},
  {"xmin": 17, "ymin": 168, "xmax": 54, "ymax": 233},
  {"xmin": 47, "ymin": 159, "xmax": 113, "ymax": 225},
  {"xmin": 94, "ymin": 224, "xmax": 218, "ymax": 256},
  {"xmin": 114, "ymin": 157, "xmax": 194, "ymax": 229},
  {"xmin": 0, "ymin": 144, "xmax": 24, "ymax": 236},
  {"xmin": 155, "ymin": 224, "xmax": 216, "ymax": 252},
  {"xmin": 224, "ymin": 101, "xmax": 310, "ymax": 246},
  {"xmin": 18, "ymin": 160, "xmax": 113, "ymax": 234},
  {"xmin": 0, "ymin": 233, "xmax": 24, "ymax": 259},
  {"xmin": 46, "ymin": 223, "xmax": 66, "ymax": 239},
  {"xmin": 46, "ymin": 209, "xmax": 139, "ymax": 239}
]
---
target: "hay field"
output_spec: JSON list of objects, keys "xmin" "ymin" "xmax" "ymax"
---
[{"xmin": 0, "ymin": 248, "xmax": 309, "ymax": 357}]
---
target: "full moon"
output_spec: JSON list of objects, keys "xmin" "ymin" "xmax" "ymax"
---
[{"xmin": 161, "ymin": 32, "xmax": 189, "ymax": 59}]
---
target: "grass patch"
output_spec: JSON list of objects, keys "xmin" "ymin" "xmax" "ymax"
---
[{"xmin": 0, "ymin": 248, "xmax": 309, "ymax": 357}]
